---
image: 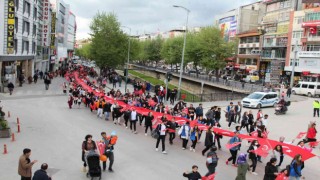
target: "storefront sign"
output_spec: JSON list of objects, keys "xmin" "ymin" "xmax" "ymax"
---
[
  {"xmin": 277, "ymin": 24, "xmax": 289, "ymax": 34},
  {"xmin": 302, "ymin": 71, "xmax": 310, "ymax": 75},
  {"xmin": 298, "ymin": 51, "xmax": 320, "ymax": 58},
  {"xmin": 276, "ymin": 37, "xmax": 288, "ymax": 46},
  {"xmin": 42, "ymin": 0, "xmax": 50, "ymax": 46},
  {"xmin": 7, "ymin": 0, "xmax": 15, "ymax": 54},
  {"xmin": 265, "ymin": 23, "xmax": 277, "ymax": 33},
  {"xmin": 50, "ymin": 12, "xmax": 56, "ymax": 49},
  {"xmin": 302, "ymin": 20, "xmax": 320, "ymax": 27}
]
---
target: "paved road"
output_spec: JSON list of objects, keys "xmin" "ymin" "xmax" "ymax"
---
[{"xmin": 0, "ymin": 77, "xmax": 319, "ymax": 180}]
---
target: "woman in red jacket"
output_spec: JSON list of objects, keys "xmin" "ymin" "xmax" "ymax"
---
[{"xmin": 306, "ymin": 122, "xmax": 317, "ymax": 147}]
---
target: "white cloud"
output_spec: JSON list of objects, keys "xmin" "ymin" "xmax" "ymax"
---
[{"xmin": 66, "ymin": 0, "xmax": 259, "ymax": 39}]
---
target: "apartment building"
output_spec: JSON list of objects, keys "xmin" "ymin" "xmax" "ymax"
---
[{"xmin": 0, "ymin": 0, "xmax": 40, "ymax": 87}]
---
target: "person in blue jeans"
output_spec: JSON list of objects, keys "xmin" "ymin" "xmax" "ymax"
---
[
  {"xmin": 289, "ymin": 154, "xmax": 305, "ymax": 180},
  {"xmin": 226, "ymin": 131, "xmax": 241, "ymax": 166}
]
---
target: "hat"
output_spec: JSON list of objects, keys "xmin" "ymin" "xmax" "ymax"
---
[{"xmin": 111, "ymin": 131, "xmax": 116, "ymax": 136}]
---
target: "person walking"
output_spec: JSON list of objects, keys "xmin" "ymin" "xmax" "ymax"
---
[
  {"xmin": 19, "ymin": 73, "xmax": 25, "ymax": 87},
  {"xmin": 286, "ymin": 87, "xmax": 292, "ymax": 98},
  {"xmin": 18, "ymin": 148, "xmax": 38, "ymax": 180},
  {"xmin": 289, "ymin": 154, "xmax": 305, "ymax": 180},
  {"xmin": 43, "ymin": 73, "xmax": 51, "ymax": 90},
  {"xmin": 155, "ymin": 120, "xmax": 167, "ymax": 154},
  {"xmin": 144, "ymin": 112, "xmax": 154, "ymax": 136},
  {"xmin": 235, "ymin": 153, "xmax": 249, "ymax": 180},
  {"xmin": 7, "ymin": 82, "xmax": 14, "ymax": 95},
  {"xmin": 103, "ymin": 101, "xmax": 112, "ymax": 120},
  {"xmin": 240, "ymin": 111, "xmax": 250, "ymax": 133},
  {"xmin": 227, "ymin": 109, "xmax": 236, "ymax": 129},
  {"xmin": 183, "ymin": 165, "xmax": 202, "ymax": 180},
  {"xmin": 204, "ymin": 146, "xmax": 218, "ymax": 177},
  {"xmin": 167, "ymin": 117, "xmax": 176, "ymax": 144},
  {"xmin": 202, "ymin": 126, "xmax": 214, "ymax": 156},
  {"xmin": 130, "ymin": 108, "xmax": 138, "ymax": 133},
  {"xmin": 101, "ymin": 132, "xmax": 116, "ymax": 172},
  {"xmin": 67, "ymin": 95, "xmax": 73, "ymax": 109},
  {"xmin": 179, "ymin": 122, "xmax": 191, "ymax": 150},
  {"xmin": 226, "ymin": 131, "xmax": 241, "ymax": 166},
  {"xmin": 32, "ymin": 163, "xmax": 51, "ymax": 180},
  {"xmin": 235, "ymin": 101, "xmax": 242, "ymax": 124},
  {"xmin": 273, "ymin": 145, "xmax": 284, "ymax": 167},
  {"xmin": 247, "ymin": 140, "xmax": 259, "ymax": 175},
  {"xmin": 195, "ymin": 104, "xmax": 203, "ymax": 119},
  {"xmin": 33, "ymin": 73, "xmax": 39, "ymax": 84},
  {"xmin": 263, "ymin": 158, "xmax": 278, "ymax": 180},
  {"xmin": 123, "ymin": 109, "xmax": 131, "ymax": 128},
  {"xmin": 95, "ymin": 98, "xmax": 105, "ymax": 119},
  {"xmin": 190, "ymin": 125, "xmax": 200, "ymax": 152},
  {"xmin": 81, "ymin": 134, "xmax": 97, "ymax": 172},
  {"xmin": 313, "ymin": 100, "xmax": 320, "ymax": 117}
]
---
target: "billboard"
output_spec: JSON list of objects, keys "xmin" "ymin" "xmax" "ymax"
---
[
  {"xmin": 219, "ymin": 16, "xmax": 237, "ymax": 41},
  {"xmin": 42, "ymin": 0, "xmax": 50, "ymax": 46},
  {"xmin": 50, "ymin": 12, "xmax": 56, "ymax": 49}
]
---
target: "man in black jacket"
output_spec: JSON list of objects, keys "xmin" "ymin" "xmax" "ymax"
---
[
  {"xmin": 183, "ymin": 165, "xmax": 202, "ymax": 180},
  {"xmin": 205, "ymin": 146, "xmax": 218, "ymax": 177},
  {"xmin": 202, "ymin": 127, "xmax": 214, "ymax": 156},
  {"xmin": 33, "ymin": 163, "xmax": 51, "ymax": 180}
]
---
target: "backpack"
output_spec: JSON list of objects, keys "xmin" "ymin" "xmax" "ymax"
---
[{"xmin": 206, "ymin": 152, "xmax": 219, "ymax": 164}]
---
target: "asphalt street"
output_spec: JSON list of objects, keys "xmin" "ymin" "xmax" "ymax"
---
[{"xmin": 0, "ymin": 77, "xmax": 319, "ymax": 180}]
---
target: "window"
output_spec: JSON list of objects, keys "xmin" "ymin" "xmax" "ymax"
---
[
  {"xmin": 309, "ymin": 85, "xmax": 315, "ymax": 89},
  {"xmin": 32, "ymin": 42, "xmax": 36, "ymax": 54},
  {"xmin": 15, "ymin": 17, "xmax": 18, "ymax": 32},
  {"xmin": 305, "ymin": 12, "xmax": 320, "ymax": 21},
  {"xmin": 33, "ymin": 24, "xmax": 36, "ymax": 36},
  {"xmin": 15, "ymin": 0, "xmax": 19, "ymax": 10},
  {"xmin": 23, "ymin": 1, "xmax": 31, "ymax": 15},
  {"xmin": 14, "ymin": 39, "xmax": 18, "ymax": 54},
  {"xmin": 294, "ymin": 17, "xmax": 304, "ymax": 24},
  {"xmin": 33, "ymin": 7, "xmax": 37, "ymax": 20},
  {"xmin": 290, "ymin": 59, "xmax": 299, "ymax": 66},
  {"xmin": 306, "ymin": 45, "xmax": 320, "ymax": 51},
  {"xmin": 23, "ymin": 21, "xmax": 30, "ymax": 35},
  {"xmin": 301, "ymin": 84, "xmax": 308, "ymax": 88},
  {"xmin": 317, "ymin": 85, "xmax": 320, "ymax": 89},
  {"xmin": 293, "ymin": 31, "xmax": 303, "ymax": 38},
  {"xmin": 22, "ymin": 41, "xmax": 29, "ymax": 53}
]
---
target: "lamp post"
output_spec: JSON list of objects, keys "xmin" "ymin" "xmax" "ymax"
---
[
  {"xmin": 290, "ymin": 40, "xmax": 299, "ymax": 88},
  {"xmin": 122, "ymin": 26, "xmax": 131, "ymax": 93},
  {"xmin": 173, "ymin": 5, "xmax": 190, "ymax": 100}
]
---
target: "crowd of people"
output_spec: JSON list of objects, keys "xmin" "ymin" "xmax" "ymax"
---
[{"xmin": 62, "ymin": 65, "xmax": 318, "ymax": 180}]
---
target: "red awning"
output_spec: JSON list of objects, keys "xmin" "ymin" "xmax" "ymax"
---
[{"xmin": 302, "ymin": 21, "xmax": 320, "ymax": 27}]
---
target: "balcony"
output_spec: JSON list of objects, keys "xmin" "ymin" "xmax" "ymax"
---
[
  {"xmin": 306, "ymin": 35, "xmax": 320, "ymax": 42},
  {"xmin": 238, "ymin": 43, "xmax": 260, "ymax": 48}
]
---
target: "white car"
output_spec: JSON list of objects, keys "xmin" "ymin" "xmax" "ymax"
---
[{"xmin": 242, "ymin": 92, "xmax": 279, "ymax": 109}]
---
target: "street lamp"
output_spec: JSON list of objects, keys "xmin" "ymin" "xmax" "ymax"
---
[
  {"xmin": 290, "ymin": 40, "xmax": 299, "ymax": 88},
  {"xmin": 173, "ymin": 5, "xmax": 190, "ymax": 100},
  {"xmin": 122, "ymin": 26, "xmax": 131, "ymax": 93}
]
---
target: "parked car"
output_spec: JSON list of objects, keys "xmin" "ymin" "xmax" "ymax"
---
[
  {"xmin": 292, "ymin": 82, "xmax": 320, "ymax": 97},
  {"xmin": 242, "ymin": 92, "xmax": 279, "ymax": 109}
]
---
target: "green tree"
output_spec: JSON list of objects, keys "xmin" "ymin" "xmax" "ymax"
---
[
  {"xmin": 89, "ymin": 12, "xmax": 127, "ymax": 68},
  {"xmin": 197, "ymin": 27, "xmax": 236, "ymax": 81},
  {"xmin": 144, "ymin": 37, "xmax": 163, "ymax": 66},
  {"xmin": 161, "ymin": 36, "xmax": 183, "ymax": 71},
  {"xmin": 185, "ymin": 32, "xmax": 204, "ymax": 77}
]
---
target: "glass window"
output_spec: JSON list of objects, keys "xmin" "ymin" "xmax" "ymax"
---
[
  {"xmin": 302, "ymin": 84, "xmax": 308, "ymax": 88},
  {"xmin": 317, "ymin": 85, "xmax": 320, "ymax": 89},
  {"xmin": 15, "ymin": 17, "xmax": 18, "ymax": 32},
  {"xmin": 309, "ymin": 85, "xmax": 315, "ymax": 89},
  {"xmin": 14, "ymin": 39, "xmax": 18, "ymax": 54}
]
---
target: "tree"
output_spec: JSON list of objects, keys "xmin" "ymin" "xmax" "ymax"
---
[
  {"xmin": 161, "ymin": 36, "xmax": 183, "ymax": 71},
  {"xmin": 196, "ymin": 27, "xmax": 236, "ymax": 81},
  {"xmin": 185, "ymin": 32, "xmax": 203, "ymax": 77},
  {"xmin": 144, "ymin": 37, "xmax": 163, "ymax": 67},
  {"xmin": 89, "ymin": 12, "xmax": 127, "ymax": 68}
]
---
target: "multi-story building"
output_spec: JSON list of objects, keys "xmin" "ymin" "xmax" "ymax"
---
[
  {"xmin": 0, "ymin": 0, "xmax": 39, "ymax": 87},
  {"xmin": 285, "ymin": 2, "xmax": 320, "ymax": 83},
  {"xmin": 50, "ymin": 0, "xmax": 76, "ymax": 70},
  {"xmin": 260, "ymin": 0, "xmax": 302, "ymax": 84},
  {"xmin": 215, "ymin": 1, "xmax": 265, "ymax": 75}
]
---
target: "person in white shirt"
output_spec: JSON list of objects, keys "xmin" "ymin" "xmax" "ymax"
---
[
  {"xmin": 130, "ymin": 109, "xmax": 138, "ymax": 134},
  {"xmin": 262, "ymin": 114, "xmax": 268, "ymax": 128},
  {"xmin": 156, "ymin": 121, "xmax": 167, "ymax": 154}
]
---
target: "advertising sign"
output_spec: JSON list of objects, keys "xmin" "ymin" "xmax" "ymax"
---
[
  {"xmin": 50, "ymin": 12, "xmax": 56, "ymax": 49},
  {"xmin": 219, "ymin": 16, "xmax": 237, "ymax": 41},
  {"xmin": 7, "ymin": 0, "xmax": 15, "ymax": 54},
  {"xmin": 42, "ymin": 0, "xmax": 50, "ymax": 46}
]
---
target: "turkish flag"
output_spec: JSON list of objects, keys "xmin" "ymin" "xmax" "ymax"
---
[
  {"xmin": 148, "ymin": 99, "xmax": 157, "ymax": 107},
  {"xmin": 275, "ymin": 172, "xmax": 289, "ymax": 180},
  {"xmin": 309, "ymin": 141, "xmax": 320, "ymax": 147},
  {"xmin": 296, "ymin": 132, "xmax": 307, "ymax": 139},
  {"xmin": 213, "ymin": 128, "xmax": 234, "ymax": 137},
  {"xmin": 225, "ymin": 142, "xmax": 241, "ymax": 149},
  {"xmin": 201, "ymin": 173, "xmax": 215, "ymax": 180},
  {"xmin": 250, "ymin": 147, "xmax": 269, "ymax": 157}
]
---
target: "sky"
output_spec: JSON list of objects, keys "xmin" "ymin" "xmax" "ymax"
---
[{"xmin": 67, "ymin": 0, "xmax": 258, "ymax": 40}]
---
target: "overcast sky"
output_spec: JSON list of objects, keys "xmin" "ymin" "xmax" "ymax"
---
[{"xmin": 68, "ymin": 0, "xmax": 258, "ymax": 40}]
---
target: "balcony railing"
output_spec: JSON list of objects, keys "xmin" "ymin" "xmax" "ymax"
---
[{"xmin": 307, "ymin": 35, "xmax": 320, "ymax": 41}]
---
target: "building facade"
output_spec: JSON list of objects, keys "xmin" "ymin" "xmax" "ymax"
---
[
  {"xmin": 285, "ymin": 4, "xmax": 320, "ymax": 83},
  {"xmin": 0, "ymin": 0, "xmax": 39, "ymax": 87}
]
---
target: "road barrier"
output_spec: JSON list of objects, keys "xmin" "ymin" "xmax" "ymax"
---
[
  {"xmin": 17, "ymin": 124, "xmax": 20, "ymax": 133},
  {"xmin": 11, "ymin": 133, "xmax": 15, "ymax": 142},
  {"xmin": 17, "ymin": 117, "xmax": 20, "ymax": 124},
  {"xmin": 8, "ymin": 111, "xmax": 10, "ymax": 118}
]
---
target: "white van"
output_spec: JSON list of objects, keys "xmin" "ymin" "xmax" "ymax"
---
[
  {"xmin": 292, "ymin": 82, "xmax": 320, "ymax": 97},
  {"xmin": 242, "ymin": 92, "xmax": 279, "ymax": 109}
]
